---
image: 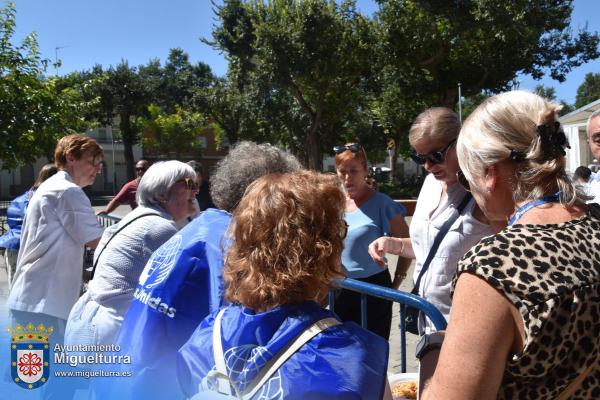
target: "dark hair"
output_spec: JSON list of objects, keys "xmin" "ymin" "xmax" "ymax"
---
[
  {"xmin": 574, "ymin": 166, "xmax": 592, "ymax": 182},
  {"xmin": 186, "ymin": 160, "xmax": 202, "ymax": 174},
  {"xmin": 33, "ymin": 164, "xmax": 58, "ymax": 189}
]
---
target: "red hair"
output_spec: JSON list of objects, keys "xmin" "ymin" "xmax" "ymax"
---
[
  {"xmin": 224, "ymin": 171, "xmax": 346, "ymax": 310},
  {"xmin": 334, "ymin": 143, "xmax": 368, "ymax": 170}
]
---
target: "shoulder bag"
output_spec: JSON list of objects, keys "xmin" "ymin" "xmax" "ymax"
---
[{"xmin": 404, "ymin": 193, "xmax": 472, "ymax": 334}]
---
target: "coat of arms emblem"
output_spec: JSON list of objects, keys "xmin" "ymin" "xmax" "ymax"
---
[{"xmin": 8, "ymin": 322, "xmax": 53, "ymax": 389}]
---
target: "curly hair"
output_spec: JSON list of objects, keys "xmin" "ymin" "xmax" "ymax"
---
[
  {"xmin": 224, "ymin": 171, "xmax": 346, "ymax": 311},
  {"xmin": 210, "ymin": 141, "xmax": 302, "ymax": 212}
]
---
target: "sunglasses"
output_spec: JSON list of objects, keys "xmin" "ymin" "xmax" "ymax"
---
[
  {"xmin": 177, "ymin": 177, "xmax": 198, "ymax": 191},
  {"xmin": 410, "ymin": 139, "xmax": 456, "ymax": 166},
  {"xmin": 136, "ymin": 167, "xmax": 147, "ymax": 172},
  {"xmin": 456, "ymin": 169, "xmax": 470, "ymax": 192},
  {"xmin": 333, "ymin": 143, "xmax": 362, "ymax": 154}
]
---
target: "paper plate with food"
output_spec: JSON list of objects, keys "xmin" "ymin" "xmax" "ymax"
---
[{"xmin": 389, "ymin": 372, "xmax": 419, "ymax": 400}]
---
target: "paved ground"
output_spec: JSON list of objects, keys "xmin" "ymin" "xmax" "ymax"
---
[{"xmin": 0, "ymin": 204, "xmax": 420, "ymax": 378}]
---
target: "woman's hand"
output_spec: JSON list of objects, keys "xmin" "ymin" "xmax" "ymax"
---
[{"xmin": 368, "ymin": 237, "xmax": 404, "ymax": 267}]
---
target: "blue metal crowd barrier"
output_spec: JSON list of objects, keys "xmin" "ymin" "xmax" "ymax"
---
[{"xmin": 328, "ymin": 278, "xmax": 447, "ymax": 373}]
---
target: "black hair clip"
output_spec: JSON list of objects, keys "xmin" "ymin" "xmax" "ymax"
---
[
  {"xmin": 536, "ymin": 121, "xmax": 570, "ymax": 161},
  {"xmin": 509, "ymin": 150, "xmax": 526, "ymax": 162}
]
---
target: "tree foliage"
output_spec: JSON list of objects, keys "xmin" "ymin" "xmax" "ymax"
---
[
  {"xmin": 209, "ymin": 0, "xmax": 375, "ymax": 169},
  {"xmin": 0, "ymin": 2, "xmax": 90, "ymax": 169},
  {"xmin": 534, "ymin": 84, "xmax": 557, "ymax": 101},
  {"xmin": 575, "ymin": 72, "xmax": 600, "ymax": 108},
  {"xmin": 140, "ymin": 104, "xmax": 214, "ymax": 159},
  {"xmin": 375, "ymin": 0, "xmax": 600, "ymax": 108}
]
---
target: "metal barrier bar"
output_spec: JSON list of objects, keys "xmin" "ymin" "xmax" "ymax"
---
[
  {"xmin": 96, "ymin": 214, "xmax": 121, "ymax": 228},
  {"xmin": 329, "ymin": 278, "xmax": 447, "ymax": 372}
]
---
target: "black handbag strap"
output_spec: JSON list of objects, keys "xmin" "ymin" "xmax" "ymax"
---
[
  {"xmin": 411, "ymin": 192, "xmax": 473, "ymax": 296},
  {"xmin": 89, "ymin": 212, "xmax": 158, "ymax": 280}
]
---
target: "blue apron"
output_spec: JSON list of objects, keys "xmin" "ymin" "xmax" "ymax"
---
[
  {"xmin": 178, "ymin": 302, "xmax": 389, "ymax": 400},
  {"xmin": 109, "ymin": 208, "xmax": 232, "ymax": 399}
]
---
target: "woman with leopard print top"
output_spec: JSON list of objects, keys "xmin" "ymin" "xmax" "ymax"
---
[{"xmin": 420, "ymin": 90, "xmax": 599, "ymax": 400}]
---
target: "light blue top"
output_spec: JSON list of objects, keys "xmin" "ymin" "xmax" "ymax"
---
[{"xmin": 342, "ymin": 191, "xmax": 406, "ymax": 278}]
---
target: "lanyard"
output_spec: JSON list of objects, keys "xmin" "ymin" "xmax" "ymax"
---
[{"xmin": 508, "ymin": 193, "xmax": 560, "ymax": 226}]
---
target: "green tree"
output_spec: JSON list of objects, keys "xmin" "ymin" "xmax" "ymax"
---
[
  {"xmin": 534, "ymin": 84, "xmax": 557, "ymax": 101},
  {"xmin": 139, "ymin": 104, "xmax": 213, "ymax": 159},
  {"xmin": 0, "ymin": 2, "xmax": 90, "ymax": 169},
  {"xmin": 158, "ymin": 48, "xmax": 214, "ymax": 114},
  {"xmin": 575, "ymin": 72, "xmax": 600, "ymax": 108},
  {"xmin": 376, "ymin": 0, "xmax": 600, "ymax": 108},
  {"xmin": 83, "ymin": 61, "xmax": 154, "ymax": 179},
  {"xmin": 209, "ymin": 0, "xmax": 375, "ymax": 169}
]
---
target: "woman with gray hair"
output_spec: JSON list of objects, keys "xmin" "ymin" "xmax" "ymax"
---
[
  {"xmin": 65, "ymin": 160, "xmax": 198, "ymax": 346},
  {"xmin": 419, "ymin": 91, "xmax": 599, "ymax": 399}
]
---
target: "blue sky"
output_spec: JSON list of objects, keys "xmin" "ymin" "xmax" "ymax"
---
[{"xmin": 8, "ymin": 0, "xmax": 600, "ymax": 105}]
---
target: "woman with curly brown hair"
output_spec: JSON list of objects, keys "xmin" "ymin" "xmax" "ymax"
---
[{"xmin": 177, "ymin": 171, "xmax": 390, "ymax": 399}]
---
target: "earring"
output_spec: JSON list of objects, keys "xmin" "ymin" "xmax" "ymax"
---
[{"xmin": 485, "ymin": 187, "xmax": 492, "ymax": 193}]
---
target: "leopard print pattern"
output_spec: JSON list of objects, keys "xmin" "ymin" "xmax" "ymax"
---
[{"xmin": 456, "ymin": 212, "xmax": 600, "ymax": 399}]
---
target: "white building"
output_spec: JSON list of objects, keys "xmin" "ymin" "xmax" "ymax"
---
[{"xmin": 560, "ymin": 98, "xmax": 600, "ymax": 174}]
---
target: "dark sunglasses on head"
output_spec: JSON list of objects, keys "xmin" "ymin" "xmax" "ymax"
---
[
  {"xmin": 456, "ymin": 169, "xmax": 471, "ymax": 192},
  {"xmin": 333, "ymin": 143, "xmax": 362, "ymax": 154},
  {"xmin": 410, "ymin": 139, "xmax": 456, "ymax": 166},
  {"xmin": 178, "ymin": 177, "xmax": 198, "ymax": 191}
]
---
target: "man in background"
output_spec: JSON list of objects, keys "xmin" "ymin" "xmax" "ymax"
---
[
  {"xmin": 586, "ymin": 110, "xmax": 600, "ymax": 203},
  {"xmin": 97, "ymin": 159, "xmax": 150, "ymax": 215},
  {"xmin": 587, "ymin": 110, "xmax": 600, "ymax": 181},
  {"xmin": 187, "ymin": 160, "xmax": 214, "ymax": 211}
]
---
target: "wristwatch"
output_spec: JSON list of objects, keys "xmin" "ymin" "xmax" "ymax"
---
[{"xmin": 415, "ymin": 331, "xmax": 445, "ymax": 360}]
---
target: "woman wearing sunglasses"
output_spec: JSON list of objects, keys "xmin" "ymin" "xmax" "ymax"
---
[
  {"xmin": 334, "ymin": 143, "xmax": 410, "ymax": 340},
  {"xmin": 65, "ymin": 160, "xmax": 198, "ymax": 347},
  {"xmin": 369, "ymin": 107, "xmax": 494, "ymax": 334},
  {"xmin": 419, "ymin": 91, "xmax": 600, "ymax": 399}
]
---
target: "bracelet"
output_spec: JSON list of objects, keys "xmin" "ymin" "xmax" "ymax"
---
[{"xmin": 395, "ymin": 272, "xmax": 407, "ymax": 280}]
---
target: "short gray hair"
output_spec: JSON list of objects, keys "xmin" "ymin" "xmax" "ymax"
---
[
  {"xmin": 210, "ymin": 141, "xmax": 302, "ymax": 211},
  {"xmin": 137, "ymin": 160, "xmax": 196, "ymax": 207},
  {"xmin": 587, "ymin": 108, "xmax": 600, "ymax": 136},
  {"xmin": 458, "ymin": 90, "xmax": 583, "ymax": 206}
]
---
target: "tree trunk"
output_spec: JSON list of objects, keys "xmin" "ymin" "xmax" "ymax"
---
[
  {"xmin": 119, "ymin": 112, "xmax": 136, "ymax": 181},
  {"xmin": 306, "ymin": 124, "xmax": 321, "ymax": 170},
  {"xmin": 442, "ymin": 87, "xmax": 459, "ymax": 109},
  {"xmin": 388, "ymin": 134, "xmax": 401, "ymax": 184}
]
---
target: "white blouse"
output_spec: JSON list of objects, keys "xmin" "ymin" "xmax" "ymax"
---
[{"xmin": 410, "ymin": 174, "xmax": 494, "ymax": 333}]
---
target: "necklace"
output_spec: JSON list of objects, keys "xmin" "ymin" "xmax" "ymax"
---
[{"xmin": 508, "ymin": 192, "xmax": 560, "ymax": 226}]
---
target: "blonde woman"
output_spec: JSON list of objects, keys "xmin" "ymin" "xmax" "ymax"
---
[
  {"xmin": 369, "ymin": 108, "xmax": 494, "ymax": 334},
  {"xmin": 420, "ymin": 91, "xmax": 599, "ymax": 399}
]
